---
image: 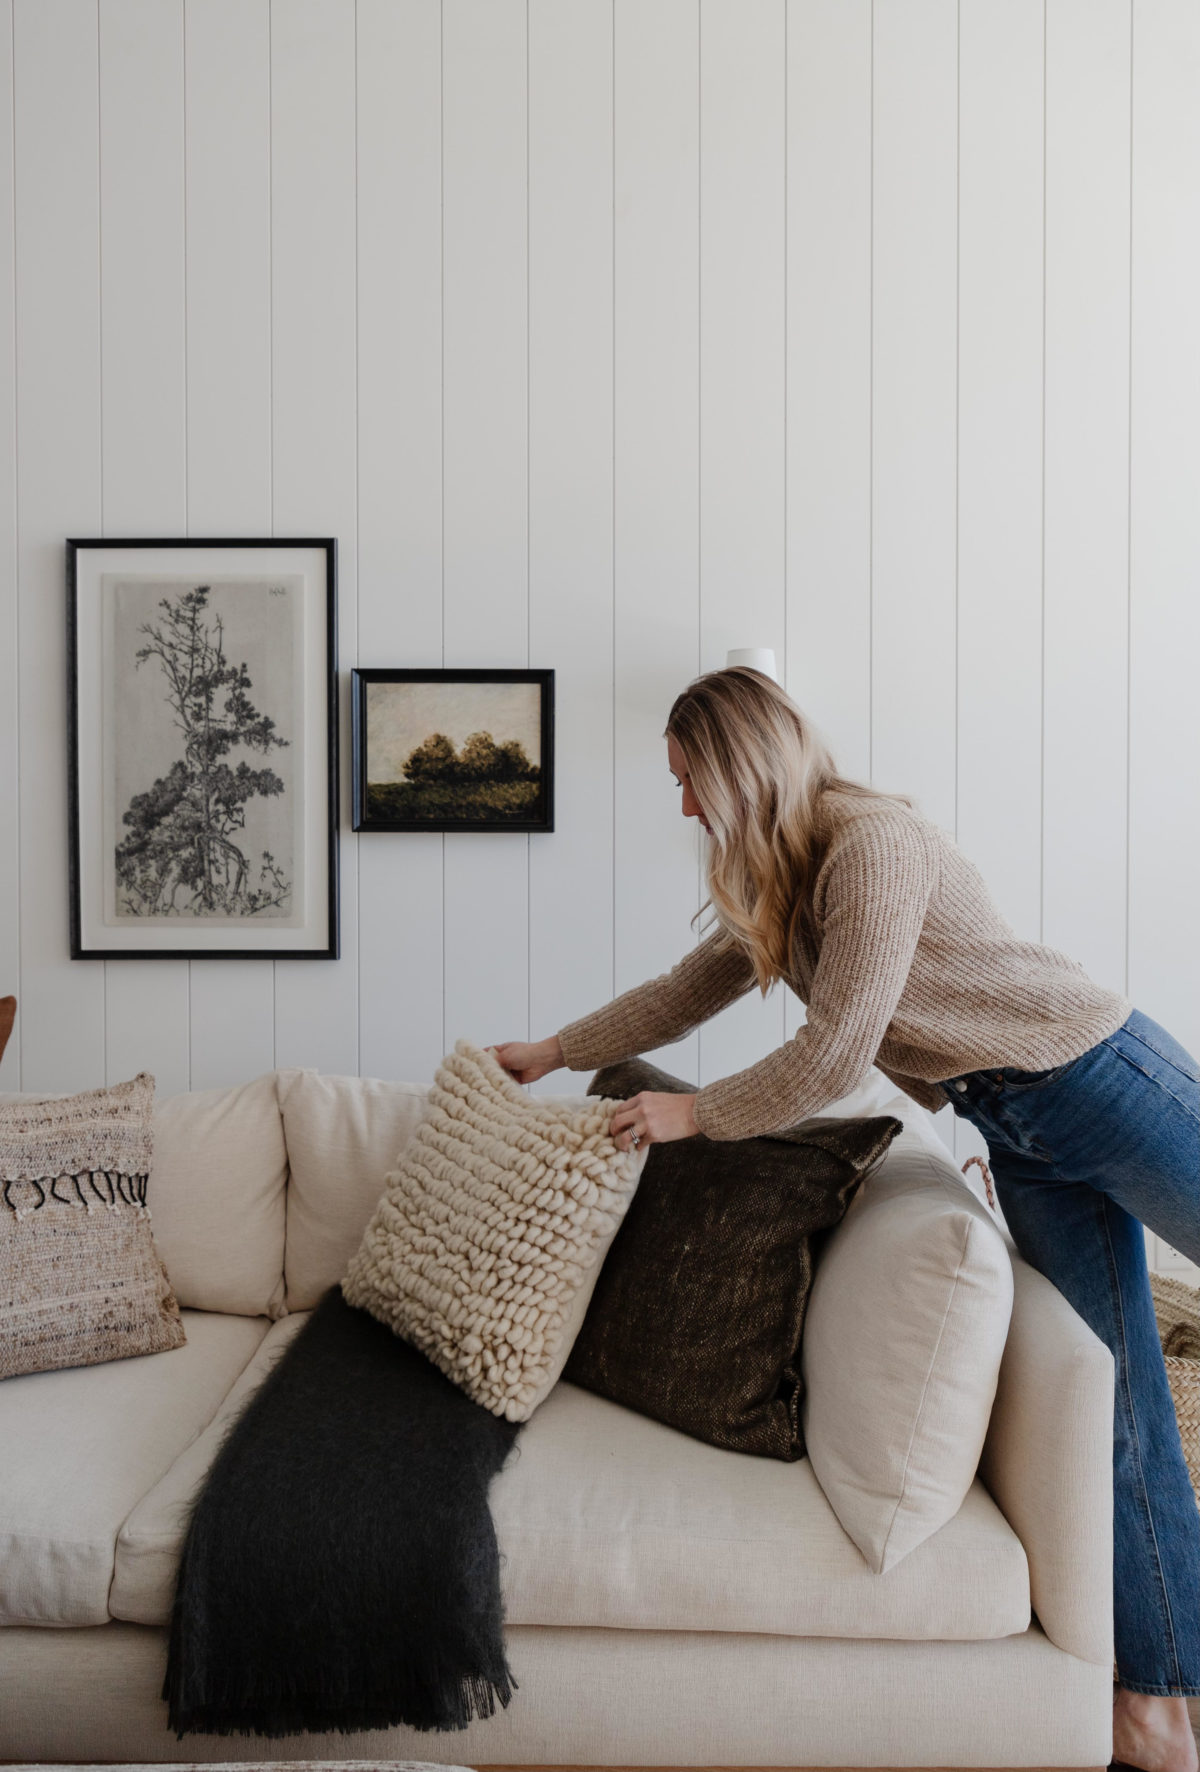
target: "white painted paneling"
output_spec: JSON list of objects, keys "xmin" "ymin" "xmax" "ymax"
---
[
  {"xmin": 356, "ymin": 0, "xmax": 445, "ymax": 1085},
  {"xmin": 441, "ymin": 0, "xmax": 529, "ymax": 1052},
  {"xmin": 270, "ymin": 0, "xmax": 359, "ymax": 1076},
  {"xmin": 956, "ymin": 0, "xmax": 1043, "ymax": 943},
  {"xmin": 1129, "ymin": 0, "xmax": 1200, "ymax": 1058},
  {"xmin": 870, "ymin": 0, "xmax": 960, "ymax": 1153},
  {"xmin": 785, "ymin": 0, "xmax": 872, "ymax": 789},
  {"xmin": 0, "ymin": 0, "xmax": 1192, "ymax": 1251},
  {"xmin": 696, "ymin": 0, "xmax": 787, "ymax": 1087},
  {"xmin": 613, "ymin": 0, "xmax": 702, "ymax": 1085},
  {"xmin": 527, "ymin": 0, "xmax": 615, "ymax": 1094},
  {"xmin": 98, "ymin": 0, "xmax": 190, "ymax": 1100},
  {"xmin": 184, "ymin": 0, "xmax": 275, "ymax": 1091},
  {"xmin": 0, "ymin": 0, "xmax": 18, "ymax": 1088},
  {"xmin": 951, "ymin": 0, "xmax": 1044, "ymax": 1165},
  {"xmin": 870, "ymin": 0, "xmax": 958, "ymax": 833},
  {"xmin": 13, "ymin": 0, "xmax": 105, "ymax": 1092},
  {"xmin": 783, "ymin": 0, "xmax": 872, "ymax": 1053},
  {"xmin": 1042, "ymin": 0, "xmax": 1130, "ymax": 994}
]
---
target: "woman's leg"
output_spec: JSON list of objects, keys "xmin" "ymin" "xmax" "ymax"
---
[
  {"xmin": 941, "ymin": 1012, "xmax": 1199, "ymax": 1764},
  {"xmin": 984, "ymin": 1139, "xmax": 1200, "ymax": 1698}
]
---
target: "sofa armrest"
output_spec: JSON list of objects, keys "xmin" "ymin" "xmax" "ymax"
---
[{"xmin": 979, "ymin": 1247, "xmax": 1114, "ymax": 1667}]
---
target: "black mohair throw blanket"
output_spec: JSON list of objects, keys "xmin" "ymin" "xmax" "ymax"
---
[{"xmin": 163, "ymin": 1283, "xmax": 523, "ymax": 1738}]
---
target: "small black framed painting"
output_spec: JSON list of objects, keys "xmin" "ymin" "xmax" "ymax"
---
[
  {"xmin": 352, "ymin": 668, "xmax": 555, "ymax": 834},
  {"xmin": 66, "ymin": 537, "xmax": 339, "ymax": 960}
]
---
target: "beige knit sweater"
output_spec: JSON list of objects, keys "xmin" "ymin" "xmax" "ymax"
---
[{"xmin": 556, "ymin": 789, "xmax": 1133, "ymax": 1141}]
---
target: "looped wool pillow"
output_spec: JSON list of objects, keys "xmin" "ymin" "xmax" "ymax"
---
[{"xmin": 342, "ymin": 1039, "xmax": 646, "ymax": 1422}]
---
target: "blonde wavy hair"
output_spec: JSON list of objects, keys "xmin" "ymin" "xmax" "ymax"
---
[{"xmin": 665, "ymin": 667, "xmax": 914, "ymax": 995}]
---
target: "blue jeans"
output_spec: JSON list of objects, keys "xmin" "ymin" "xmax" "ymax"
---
[{"xmin": 938, "ymin": 1007, "xmax": 1200, "ymax": 1696}]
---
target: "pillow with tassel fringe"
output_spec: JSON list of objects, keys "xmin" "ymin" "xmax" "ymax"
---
[
  {"xmin": 1, "ymin": 1071, "xmax": 186, "ymax": 1380},
  {"xmin": 342, "ymin": 1039, "xmax": 647, "ymax": 1421}
]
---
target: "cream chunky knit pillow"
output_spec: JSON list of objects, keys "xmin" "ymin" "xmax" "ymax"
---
[{"xmin": 342, "ymin": 1039, "xmax": 646, "ymax": 1421}]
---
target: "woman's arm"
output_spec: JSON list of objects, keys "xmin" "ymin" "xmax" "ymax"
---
[
  {"xmin": 690, "ymin": 811, "xmax": 940, "ymax": 1141},
  {"xmin": 555, "ymin": 927, "xmax": 759, "ymax": 1072}
]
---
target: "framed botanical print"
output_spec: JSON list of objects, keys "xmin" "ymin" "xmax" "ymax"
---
[
  {"xmin": 351, "ymin": 668, "xmax": 554, "ymax": 833},
  {"xmin": 67, "ymin": 537, "xmax": 339, "ymax": 959}
]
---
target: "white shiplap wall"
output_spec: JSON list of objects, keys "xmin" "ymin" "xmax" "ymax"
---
[{"xmin": 0, "ymin": 0, "xmax": 1196, "ymax": 1279}]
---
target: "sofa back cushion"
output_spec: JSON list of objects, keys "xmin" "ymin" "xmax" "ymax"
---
[
  {"xmin": 150, "ymin": 1072, "xmax": 289, "ymax": 1319},
  {"xmin": 277, "ymin": 1068, "xmax": 431, "ymax": 1311},
  {"xmin": 800, "ymin": 1131, "xmax": 1014, "ymax": 1573}
]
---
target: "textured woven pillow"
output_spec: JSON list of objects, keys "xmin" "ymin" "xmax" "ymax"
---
[
  {"xmin": 0, "ymin": 1071, "xmax": 185, "ymax": 1380},
  {"xmin": 342, "ymin": 1039, "xmax": 646, "ymax": 1422},
  {"xmin": 561, "ymin": 1056, "xmax": 902, "ymax": 1460}
]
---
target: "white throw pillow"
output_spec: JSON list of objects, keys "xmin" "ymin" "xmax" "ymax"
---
[
  {"xmin": 800, "ymin": 1133, "xmax": 1014, "ymax": 1573},
  {"xmin": 276, "ymin": 1068, "xmax": 433, "ymax": 1311},
  {"xmin": 342, "ymin": 1039, "xmax": 647, "ymax": 1421}
]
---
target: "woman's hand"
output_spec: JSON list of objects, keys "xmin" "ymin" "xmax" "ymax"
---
[
  {"xmin": 489, "ymin": 1036, "xmax": 564, "ymax": 1085},
  {"xmin": 609, "ymin": 1091, "xmax": 699, "ymax": 1153}
]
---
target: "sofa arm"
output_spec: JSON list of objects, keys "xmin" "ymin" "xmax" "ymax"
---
[{"xmin": 979, "ymin": 1248, "xmax": 1114, "ymax": 1667}]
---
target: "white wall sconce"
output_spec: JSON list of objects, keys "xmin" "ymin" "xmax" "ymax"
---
[{"xmin": 725, "ymin": 647, "xmax": 778, "ymax": 682}]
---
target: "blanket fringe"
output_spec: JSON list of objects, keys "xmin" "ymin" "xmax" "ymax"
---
[{"xmin": 166, "ymin": 1662, "xmax": 519, "ymax": 1739}]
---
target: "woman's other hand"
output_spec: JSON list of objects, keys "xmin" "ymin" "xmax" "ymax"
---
[
  {"xmin": 489, "ymin": 1036, "xmax": 564, "ymax": 1084},
  {"xmin": 609, "ymin": 1090, "xmax": 699, "ymax": 1153}
]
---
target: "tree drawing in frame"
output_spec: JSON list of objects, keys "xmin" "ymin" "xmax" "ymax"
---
[{"xmin": 106, "ymin": 576, "xmax": 303, "ymax": 923}]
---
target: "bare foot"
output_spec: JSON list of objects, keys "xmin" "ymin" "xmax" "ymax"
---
[{"xmin": 1112, "ymin": 1688, "xmax": 1199, "ymax": 1772}]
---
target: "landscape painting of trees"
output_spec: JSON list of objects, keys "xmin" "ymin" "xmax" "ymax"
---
[{"xmin": 354, "ymin": 669, "xmax": 554, "ymax": 832}]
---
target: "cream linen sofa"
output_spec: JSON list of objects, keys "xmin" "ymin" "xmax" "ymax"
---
[{"xmin": 0, "ymin": 1065, "xmax": 1115, "ymax": 1770}]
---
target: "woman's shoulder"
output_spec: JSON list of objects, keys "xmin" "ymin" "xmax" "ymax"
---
[
  {"xmin": 817, "ymin": 785, "xmax": 937, "ymax": 843},
  {"xmin": 813, "ymin": 787, "xmax": 944, "ymax": 881}
]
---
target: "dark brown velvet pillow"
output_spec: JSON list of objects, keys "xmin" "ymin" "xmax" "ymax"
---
[{"xmin": 561, "ymin": 1056, "xmax": 902, "ymax": 1461}]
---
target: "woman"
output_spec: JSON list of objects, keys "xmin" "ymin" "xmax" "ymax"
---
[{"xmin": 493, "ymin": 666, "xmax": 1200, "ymax": 1772}]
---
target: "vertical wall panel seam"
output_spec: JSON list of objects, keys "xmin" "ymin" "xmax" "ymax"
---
[
  {"xmin": 355, "ymin": 0, "xmax": 361, "ymax": 1073},
  {"xmin": 182, "ymin": 0, "xmax": 189, "ymax": 1084},
  {"xmin": 610, "ymin": 0, "xmax": 616, "ymax": 1005},
  {"xmin": 439, "ymin": 0, "xmax": 445, "ymax": 1062},
  {"xmin": 781, "ymin": 0, "xmax": 787, "ymax": 1056},
  {"xmin": 695, "ymin": 0, "xmax": 702, "ymax": 952},
  {"xmin": 183, "ymin": 0, "xmax": 192, "ymax": 1088},
  {"xmin": 868, "ymin": 0, "xmax": 874, "ymax": 784},
  {"xmin": 96, "ymin": 0, "xmax": 107, "ymax": 1077},
  {"xmin": 525, "ymin": 0, "xmax": 531, "ymax": 1045},
  {"xmin": 9, "ymin": 0, "xmax": 19, "ymax": 1087},
  {"xmin": 953, "ymin": 0, "xmax": 960, "ymax": 844},
  {"xmin": 951, "ymin": 0, "xmax": 961, "ymax": 1156},
  {"xmin": 268, "ymin": 0, "xmax": 276, "ymax": 1065},
  {"xmin": 1125, "ymin": 0, "xmax": 1133, "ymax": 999},
  {"xmin": 1039, "ymin": 0, "xmax": 1047, "ymax": 946}
]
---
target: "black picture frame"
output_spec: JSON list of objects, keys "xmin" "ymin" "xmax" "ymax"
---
[
  {"xmin": 351, "ymin": 667, "xmax": 555, "ymax": 834},
  {"xmin": 66, "ymin": 536, "xmax": 339, "ymax": 960}
]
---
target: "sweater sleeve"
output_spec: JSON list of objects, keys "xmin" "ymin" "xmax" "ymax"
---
[
  {"xmin": 691, "ymin": 812, "xmax": 940, "ymax": 1140},
  {"xmin": 556, "ymin": 927, "xmax": 759, "ymax": 1072}
]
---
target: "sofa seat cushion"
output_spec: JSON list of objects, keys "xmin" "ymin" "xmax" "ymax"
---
[
  {"xmin": 111, "ymin": 1326, "xmax": 1029, "ymax": 1642},
  {"xmin": 492, "ymin": 1381, "xmax": 1030, "ymax": 1639},
  {"xmin": 0, "ymin": 1310, "xmax": 268, "ymax": 1627},
  {"xmin": 111, "ymin": 1312, "xmax": 311, "ymax": 1625}
]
